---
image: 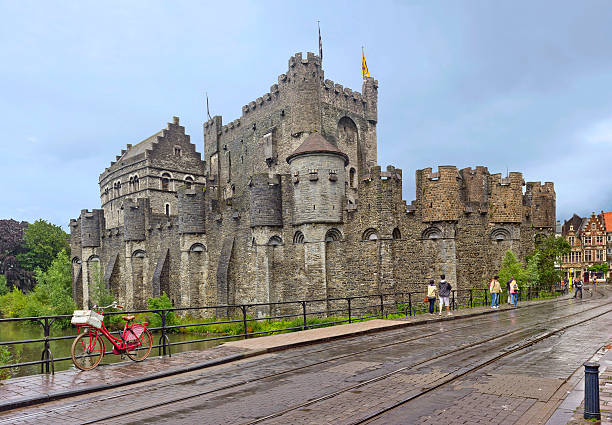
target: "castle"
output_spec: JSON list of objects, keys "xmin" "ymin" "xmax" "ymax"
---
[{"xmin": 69, "ymin": 52, "xmax": 556, "ymax": 310}]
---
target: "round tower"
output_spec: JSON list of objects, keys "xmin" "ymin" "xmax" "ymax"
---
[
  {"xmin": 249, "ymin": 174, "xmax": 283, "ymax": 227},
  {"xmin": 287, "ymin": 133, "xmax": 348, "ymax": 225},
  {"xmin": 177, "ymin": 186, "xmax": 206, "ymax": 234}
]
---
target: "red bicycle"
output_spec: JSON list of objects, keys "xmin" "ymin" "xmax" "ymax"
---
[{"xmin": 71, "ymin": 302, "xmax": 153, "ymax": 371}]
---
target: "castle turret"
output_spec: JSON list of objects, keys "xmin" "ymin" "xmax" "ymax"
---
[
  {"xmin": 80, "ymin": 209, "xmax": 104, "ymax": 247},
  {"xmin": 416, "ymin": 166, "xmax": 461, "ymax": 223},
  {"xmin": 287, "ymin": 133, "xmax": 348, "ymax": 225},
  {"xmin": 525, "ymin": 181, "xmax": 556, "ymax": 228},
  {"xmin": 459, "ymin": 166, "xmax": 489, "ymax": 213},
  {"xmin": 178, "ymin": 185, "xmax": 206, "ymax": 234},
  {"xmin": 489, "ymin": 172, "xmax": 523, "ymax": 223},
  {"xmin": 123, "ymin": 198, "xmax": 147, "ymax": 241},
  {"xmin": 249, "ymin": 174, "xmax": 283, "ymax": 227},
  {"xmin": 287, "ymin": 53, "xmax": 322, "ymax": 136}
]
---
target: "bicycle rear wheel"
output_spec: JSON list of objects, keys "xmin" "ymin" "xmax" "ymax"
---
[
  {"xmin": 125, "ymin": 326, "xmax": 152, "ymax": 362},
  {"xmin": 71, "ymin": 329, "xmax": 105, "ymax": 371}
]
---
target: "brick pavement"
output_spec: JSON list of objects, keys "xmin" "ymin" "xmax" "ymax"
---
[
  {"xmin": 0, "ymin": 293, "xmax": 572, "ymax": 413},
  {"xmin": 564, "ymin": 339, "xmax": 612, "ymax": 425}
]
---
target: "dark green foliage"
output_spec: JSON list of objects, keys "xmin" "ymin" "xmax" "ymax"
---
[
  {"xmin": 588, "ymin": 263, "xmax": 609, "ymax": 273},
  {"xmin": 17, "ymin": 220, "xmax": 70, "ymax": 273},
  {"xmin": 146, "ymin": 292, "xmax": 178, "ymax": 330},
  {"xmin": 529, "ymin": 235, "xmax": 571, "ymax": 289},
  {"xmin": 0, "ymin": 250, "xmax": 75, "ymax": 328}
]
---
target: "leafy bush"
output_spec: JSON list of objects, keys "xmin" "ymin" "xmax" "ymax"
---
[
  {"xmin": 0, "ymin": 274, "xmax": 8, "ymax": 296},
  {"xmin": 0, "ymin": 346, "xmax": 17, "ymax": 380},
  {"xmin": 0, "ymin": 250, "xmax": 75, "ymax": 328},
  {"xmin": 146, "ymin": 293, "xmax": 178, "ymax": 330}
]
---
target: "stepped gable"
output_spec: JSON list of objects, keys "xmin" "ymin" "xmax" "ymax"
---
[{"xmin": 286, "ymin": 133, "xmax": 349, "ymax": 165}]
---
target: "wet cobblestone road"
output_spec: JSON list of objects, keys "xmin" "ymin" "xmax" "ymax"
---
[{"xmin": 2, "ymin": 289, "xmax": 611, "ymax": 425}]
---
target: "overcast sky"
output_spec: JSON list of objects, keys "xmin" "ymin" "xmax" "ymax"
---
[{"xmin": 1, "ymin": 1, "xmax": 611, "ymax": 229}]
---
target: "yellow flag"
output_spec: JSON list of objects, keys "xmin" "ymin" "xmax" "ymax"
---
[{"xmin": 362, "ymin": 49, "xmax": 371, "ymax": 79}]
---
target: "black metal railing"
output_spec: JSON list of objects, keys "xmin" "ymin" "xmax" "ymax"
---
[{"xmin": 0, "ymin": 286, "xmax": 556, "ymax": 375}]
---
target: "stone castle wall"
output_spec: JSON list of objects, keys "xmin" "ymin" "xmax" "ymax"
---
[{"xmin": 70, "ymin": 52, "xmax": 556, "ymax": 312}]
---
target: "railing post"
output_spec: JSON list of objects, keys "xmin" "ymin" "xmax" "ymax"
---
[
  {"xmin": 241, "ymin": 305, "xmax": 249, "ymax": 339},
  {"xmin": 379, "ymin": 294, "xmax": 384, "ymax": 318},
  {"xmin": 408, "ymin": 293, "xmax": 412, "ymax": 317},
  {"xmin": 40, "ymin": 317, "xmax": 54, "ymax": 375},
  {"xmin": 452, "ymin": 290, "xmax": 456, "ymax": 311},
  {"xmin": 347, "ymin": 298, "xmax": 352, "ymax": 323},
  {"xmin": 484, "ymin": 289, "xmax": 488, "ymax": 306},
  {"xmin": 469, "ymin": 289, "xmax": 473, "ymax": 309},
  {"xmin": 301, "ymin": 301, "xmax": 307, "ymax": 330},
  {"xmin": 159, "ymin": 310, "xmax": 171, "ymax": 357},
  {"xmin": 584, "ymin": 362, "xmax": 601, "ymax": 420}
]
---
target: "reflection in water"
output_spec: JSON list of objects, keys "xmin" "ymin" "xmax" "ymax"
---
[{"xmin": 0, "ymin": 322, "xmax": 233, "ymax": 377}]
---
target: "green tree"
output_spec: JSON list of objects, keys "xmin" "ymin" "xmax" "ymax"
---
[
  {"xmin": 22, "ymin": 250, "xmax": 76, "ymax": 326},
  {"xmin": 17, "ymin": 220, "xmax": 70, "ymax": 273},
  {"xmin": 530, "ymin": 235, "xmax": 570, "ymax": 289},
  {"xmin": 588, "ymin": 263, "xmax": 609, "ymax": 273},
  {"xmin": 89, "ymin": 261, "xmax": 114, "ymax": 307},
  {"xmin": 498, "ymin": 250, "xmax": 523, "ymax": 286}
]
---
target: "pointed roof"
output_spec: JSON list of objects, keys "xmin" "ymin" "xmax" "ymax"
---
[{"xmin": 286, "ymin": 133, "xmax": 349, "ymax": 165}]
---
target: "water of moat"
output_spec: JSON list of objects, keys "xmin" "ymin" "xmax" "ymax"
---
[{"xmin": 1, "ymin": 321, "xmax": 234, "ymax": 377}]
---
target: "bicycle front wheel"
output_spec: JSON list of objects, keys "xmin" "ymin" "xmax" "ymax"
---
[
  {"xmin": 125, "ymin": 326, "xmax": 152, "ymax": 362},
  {"xmin": 71, "ymin": 329, "xmax": 105, "ymax": 371}
]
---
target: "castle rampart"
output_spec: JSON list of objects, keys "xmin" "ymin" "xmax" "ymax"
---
[{"xmin": 70, "ymin": 50, "xmax": 556, "ymax": 311}]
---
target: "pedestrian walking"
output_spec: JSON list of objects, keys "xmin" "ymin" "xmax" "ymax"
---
[
  {"xmin": 438, "ymin": 274, "xmax": 453, "ymax": 316},
  {"xmin": 505, "ymin": 279, "xmax": 511, "ymax": 304},
  {"xmin": 489, "ymin": 276, "xmax": 501, "ymax": 309},
  {"xmin": 573, "ymin": 279, "xmax": 583, "ymax": 299},
  {"xmin": 510, "ymin": 278, "xmax": 519, "ymax": 307},
  {"xmin": 426, "ymin": 280, "xmax": 438, "ymax": 314}
]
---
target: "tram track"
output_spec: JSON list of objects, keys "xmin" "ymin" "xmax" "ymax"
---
[
  {"xmin": 78, "ymin": 295, "xmax": 612, "ymax": 424},
  {"xmin": 0, "ymin": 290, "xmax": 606, "ymax": 424}
]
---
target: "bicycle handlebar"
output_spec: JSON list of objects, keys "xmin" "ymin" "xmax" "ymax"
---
[{"xmin": 91, "ymin": 301, "xmax": 123, "ymax": 310}]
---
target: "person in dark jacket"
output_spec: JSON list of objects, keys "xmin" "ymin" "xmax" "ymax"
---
[
  {"xmin": 438, "ymin": 274, "xmax": 453, "ymax": 316},
  {"xmin": 573, "ymin": 279, "xmax": 583, "ymax": 299}
]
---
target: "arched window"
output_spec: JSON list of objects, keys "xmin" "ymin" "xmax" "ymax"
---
[
  {"xmin": 362, "ymin": 228, "xmax": 378, "ymax": 241},
  {"xmin": 293, "ymin": 231, "xmax": 305, "ymax": 244},
  {"xmin": 129, "ymin": 176, "xmax": 134, "ymax": 191},
  {"xmin": 268, "ymin": 235, "xmax": 283, "ymax": 246},
  {"xmin": 490, "ymin": 227, "xmax": 511, "ymax": 242},
  {"xmin": 421, "ymin": 227, "xmax": 442, "ymax": 240},
  {"xmin": 349, "ymin": 168, "xmax": 356, "ymax": 188},
  {"xmin": 72, "ymin": 257, "xmax": 81, "ymax": 265},
  {"xmin": 189, "ymin": 243, "xmax": 206, "ymax": 252},
  {"xmin": 184, "ymin": 176, "xmax": 194, "ymax": 189},
  {"xmin": 161, "ymin": 172, "xmax": 171, "ymax": 191},
  {"xmin": 392, "ymin": 228, "xmax": 401, "ymax": 240},
  {"xmin": 165, "ymin": 203, "xmax": 171, "ymax": 216},
  {"xmin": 132, "ymin": 250, "xmax": 146, "ymax": 258},
  {"xmin": 325, "ymin": 228, "xmax": 343, "ymax": 242},
  {"xmin": 133, "ymin": 175, "xmax": 139, "ymax": 191}
]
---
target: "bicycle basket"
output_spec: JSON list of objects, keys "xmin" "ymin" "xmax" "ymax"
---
[
  {"xmin": 124, "ymin": 325, "xmax": 145, "ymax": 342},
  {"xmin": 71, "ymin": 310, "xmax": 104, "ymax": 329}
]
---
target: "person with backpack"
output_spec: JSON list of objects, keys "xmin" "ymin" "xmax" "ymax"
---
[
  {"xmin": 438, "ymin": 275, "xmax": 453, "ymax": 316},
  {"xmin": 489, "ymin": 276, "xmax": 501, "ymax": 309},
  {"xmin": 573, "ymin": 279, "xmax": 583, "ymax": 299},
  {"xmin": 510, "ymin": 278, "xmax": 519, "ymax": 307},
  {"xmin": 426, "ymin": 280, "xmax": 438, "ymax": 314}
]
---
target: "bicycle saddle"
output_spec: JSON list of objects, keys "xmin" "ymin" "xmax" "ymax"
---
[{"xmin": 122, "ymin": 315, "xmax": 136, "ymax": 321}]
